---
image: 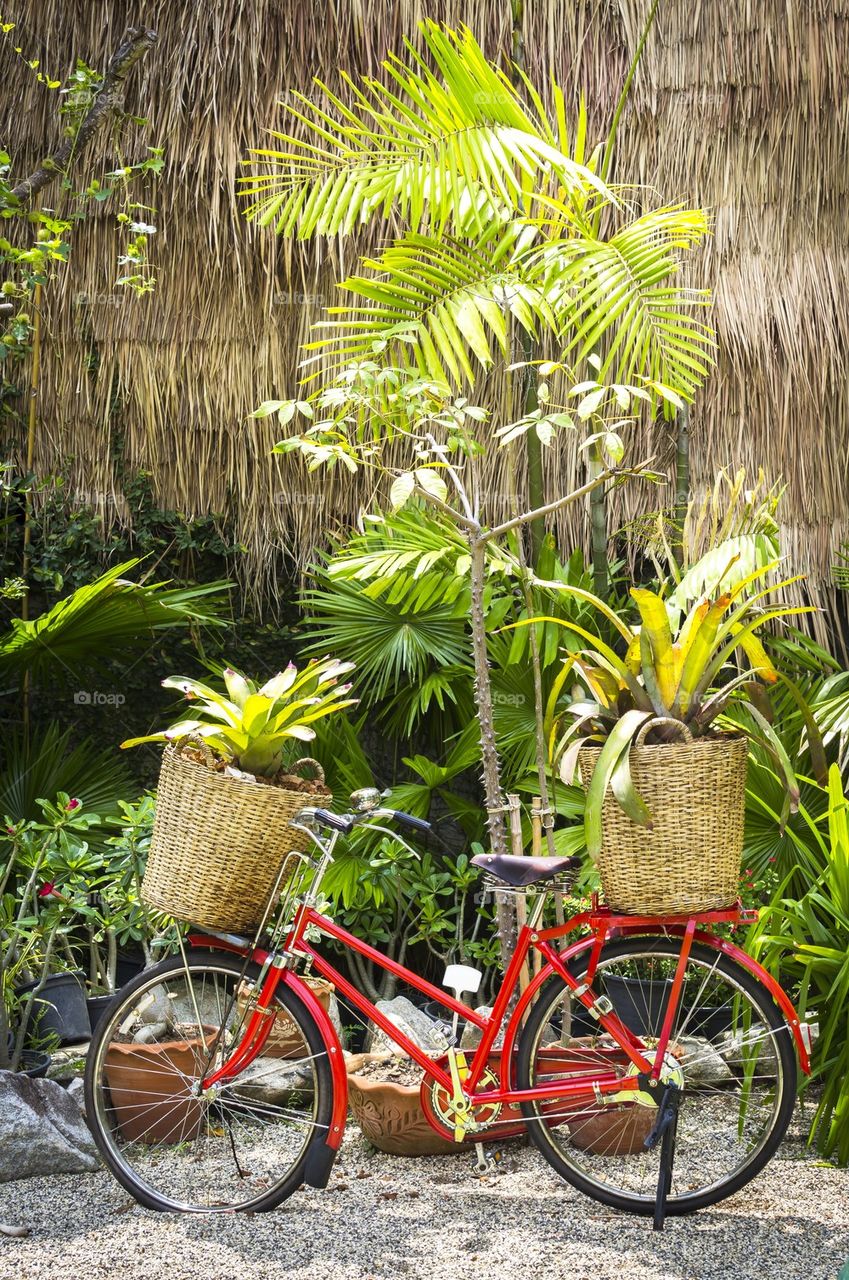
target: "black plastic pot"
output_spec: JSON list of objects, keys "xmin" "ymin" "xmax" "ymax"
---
[
  {"xmin": 86, "ymin": 993, "xmax": 117, "ymax": 1033},
  {"xmin": 335, "ymin": 993, "xmax": 368, "ymax": 1053},
  {"xmin": 603, "ymin": 974, "xmax": 734, "ymax": 1041},
  {"xmin": 17, "ymin": 971, "xmax": 91, "ymax": 1045},
  {"xmin": 681, "ymin": 1004, "xmax": 734, "ymax": 1041},
  {"xmin": 18, "ymin": 1049, "xmax": 50, "ymax": 1078},
  {"xmin": 115, "ymin": 947, "xmax": 146, "ymax": 988},
  {"xmin": 602, "ymin": 973, "xmax": 673, "ymax": 1036}
]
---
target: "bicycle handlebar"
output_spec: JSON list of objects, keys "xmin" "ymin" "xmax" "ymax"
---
[
  {"xmin": 301, "ymin": 806, "xmax": 432, "ymax": 837},
  {"xmin": 387, "ymin": 810, "xmax": 432, "ymax": 834}
]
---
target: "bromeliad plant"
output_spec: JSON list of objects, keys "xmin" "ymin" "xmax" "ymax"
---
[
  {"xmin": 121, "ymin": 659, "xmax": 357, "ymax": 780},
  {"xmin": 545, "ymin": 556, "xmax": 823, "ymax": 855}
]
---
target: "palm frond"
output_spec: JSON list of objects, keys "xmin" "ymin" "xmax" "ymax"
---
[
  {"xmin": 305, "ymin": 226, "xmax": 551, "ymax": 385},
  {"xmin": 0, "ymin": 561, "xmax": 227, "ymax": 684},
  {"xmin": 240, "ymin": 20, "xmax": 607, "ymax": 238},
  {"xmin": 527, "ymin": 205, "xmax": 715, "ymax": 400},
  {"xmin": 0, "ymin": 723, "xmax": 134, "ymax": 836}
]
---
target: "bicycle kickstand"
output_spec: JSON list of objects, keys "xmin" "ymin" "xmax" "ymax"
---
[{"xmin": 643, "ymin": 1081, "xmax": 681, "ymax": 1232}]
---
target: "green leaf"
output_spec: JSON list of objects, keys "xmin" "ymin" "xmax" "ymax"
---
[
  {"xmin": 390, "ymin": 472, "xmax": 416, "ymax": 510},
  {"xmin": 415, "ymin": 467, "xmax": 449, "ymax": 503},
  {"xmin": 584, "ymin": 709, "xmax": 654, "ymax": 857}
]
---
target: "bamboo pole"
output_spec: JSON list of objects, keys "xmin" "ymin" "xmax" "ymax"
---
[
  {"xmin": 20, "ymin": 279, "xmax": 41, "ymax": 741},
  {"xmin": 531, "ymin": 797, "xmax": 543, "ymax": 979}
]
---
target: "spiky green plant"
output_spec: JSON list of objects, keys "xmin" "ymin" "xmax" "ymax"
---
[{"xmin": 122, "ymin": 659, "xmax": 357, "ymax": 778}]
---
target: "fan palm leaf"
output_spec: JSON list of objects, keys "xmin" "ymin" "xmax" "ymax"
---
[
  {"xmin": 0, "ymin": 724, "xmax": 134, "ymax": 836},
  {"xmin": 0, "ymin": 561, "xmax": 226, "ymax": 684}
]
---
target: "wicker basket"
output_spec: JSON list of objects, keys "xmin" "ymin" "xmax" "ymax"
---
[
  {"xmin": 578, "ymin": 727, "xmax": 747, "ymax": 915},
  {"xmin": 141, "ymin": 747, "xmax": 329, "ymax": 931}
]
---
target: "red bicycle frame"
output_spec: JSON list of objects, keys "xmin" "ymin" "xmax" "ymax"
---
[{"xmin": 189, "ymin": 895, "xmax": 809, "ymax": 1153}]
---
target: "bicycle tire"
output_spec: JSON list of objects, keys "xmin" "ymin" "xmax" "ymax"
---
[
  {"xmin": 84, "ymin": 951, "xmax": 335, "ymax": 1213},
  {"xmin": 516, "ymin": 935, "xmax": 797, "ymax": 1216}
]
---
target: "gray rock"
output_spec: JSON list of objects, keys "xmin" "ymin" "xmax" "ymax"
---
[
  {"xmin": 66, "ymin": 1077, "xmax": 86, "ymax": 1114},
  {"xmin": 715, "ymin": 1025, "xmax": 772, "ymax": 1072},
  {"xmin": 460, "ymin": 1005, "xmax": 506, "ymax": 1051},
  {"xmin": 46, "ymin": 1042, "xmax": 89, "ymax": 1083},
  {"xmin": 230, "ymin": 1057, "xmax": 315, "ymax": 1108},
  {"xmin": 676, "ymin": 1035, "xmax": 734, "ymax": 1085},
  {"xmin": 368, "ymin": 996, "xmax": 449, "ymax": 1056},
  {"xmin": 0, "ymin": 1071, "xmax": 100, "ymax": 1181}
]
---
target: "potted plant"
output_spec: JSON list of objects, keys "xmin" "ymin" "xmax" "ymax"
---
[
  {"xmin": 121, "ymin": 660, "xmax": 356, "ymax": 931},
  {"xmin": 347, "ymin": 1050, "xmax": 525, "ymax": 1156},
  {"xmin": 104, "ymin": 1017, "xmax": 220, "ymax": 1144},
  {"xmin": 80, "ymin": 797, "xmax": 166, "ymax": 1030},
  {"xmin": 547, "ymin": 555, "xmax": 822, "ymax": 914},
  {"xmin": 235, "ymin": 975, "xmax": 335, "ymax": 1058},
  {"xmin": 0, "ymin": 795, "xmax": 103, "ymax": 1070}
]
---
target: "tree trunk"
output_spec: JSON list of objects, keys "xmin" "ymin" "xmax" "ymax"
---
[
  {"xmin": 468, "ymin": 534, "xmax": 516, "ymax": 969},
  {"xmin": 672, "ymin": 404, "xmax": 690, "ymax": 569},
  {"xmin": 11, "ymin": 28, "xmax": 158, "ymax": 204}
]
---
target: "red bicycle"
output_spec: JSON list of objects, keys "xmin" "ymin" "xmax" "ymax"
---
[{"xmin": 85, "ymin": 790, "xmax": 810, "ymax": 1226}]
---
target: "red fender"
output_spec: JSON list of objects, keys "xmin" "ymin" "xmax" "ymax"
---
[
  {"xmin": 187, "ymin": 936, "xmax": 349, "ymax": 1146},
  {"xmin": 278, "ymin": 969, "xmax": 349, "ymax": 1147},
  {"xmin": 501, "ymin": 927, "xmax": 810, "ymax": 1079}
]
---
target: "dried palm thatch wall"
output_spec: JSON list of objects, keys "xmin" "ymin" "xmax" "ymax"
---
[{"xmin": 1, "ymin": 0, "xmax": 847, "ymax": 636}]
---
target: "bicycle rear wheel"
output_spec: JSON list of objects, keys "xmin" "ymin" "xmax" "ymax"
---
[
  {"xmin": 516, "ymin": 936, "xmax": 796, "ymax": 1215},
  {"xmin": 84, "ymin": 952, "xmax": 334, "ymax": 1212}
]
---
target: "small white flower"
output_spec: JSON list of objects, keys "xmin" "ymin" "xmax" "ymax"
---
[{"xmin": 129, "ymin": 221, "xmax": 157, "ymax": 235}]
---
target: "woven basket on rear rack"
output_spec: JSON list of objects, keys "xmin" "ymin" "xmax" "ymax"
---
[
  {"xmin": 141, "ymin": 746, "xmax": 329, "ymax": 932},
  {"xmin": 578, "ymin": 728, "xmax": 747, "ymax": 916}
]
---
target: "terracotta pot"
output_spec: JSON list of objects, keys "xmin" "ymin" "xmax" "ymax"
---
[
  {"xmin": 347, "ymin": 1067, "xmax": 458, "ymax": 1157},
  {"xmin": 104, "ymin": 1028, "xmax": 217, "ymax": 1145},
  {"xmin": 530, "ymin": 1041, "xmax": 657, "ymax": 1156},
  {"xmin": 565, "ymin": 1102, "xmax": 655, "ymax": 1156},
  {"xmin": 236, "ymin": 977, "xmax": 335, "ymax": 1059},
  {"xmin": 347, "ymin": 1050, "xmax": 523, "ymax": 1157}
]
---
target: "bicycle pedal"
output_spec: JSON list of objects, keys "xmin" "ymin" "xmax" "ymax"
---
[{"xmin": 472, "ymin": 1144, "xmax": 509, "ymax": 1176}]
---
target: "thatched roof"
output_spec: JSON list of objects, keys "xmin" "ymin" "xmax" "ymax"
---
[{"xmin": 1, "ymin": 1, "xmax": 847, "ymax": 640}]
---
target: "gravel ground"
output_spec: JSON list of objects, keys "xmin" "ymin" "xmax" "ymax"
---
[{"xmin": 1, "ymin": 1124, "xmax": 848, "ymax": 1280}]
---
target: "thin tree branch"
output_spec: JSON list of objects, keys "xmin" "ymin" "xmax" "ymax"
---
[
  {"xmin": 11, "ymin": 27, "xmax": 158, "ymax": 204},
  {"xmin": 482, "ymin": 456, "xmax": 658, "ymax": 544}
]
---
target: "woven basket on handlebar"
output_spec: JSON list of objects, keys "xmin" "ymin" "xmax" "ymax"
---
[
  {"xmin": 578, "ymin": 729, "xmax": 747, "ymax": 916},
  {"xmin": 141, "ymin": 746, "xmax": 329, "ymax": 932}
]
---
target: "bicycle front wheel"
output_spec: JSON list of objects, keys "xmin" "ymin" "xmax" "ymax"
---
[
  {"xmin": 84, "ymin": 952, "xmax": 334, "ymax": 1213},
  {"xmin": 517, "ymin": 936, "xmax": 797, "ymax": 1215}
]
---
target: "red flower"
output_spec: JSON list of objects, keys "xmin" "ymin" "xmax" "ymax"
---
[
  {"xmin": 65, "ymin": 798, "xmax": 81, "ymax": 812},
  {"xmin": 37, "ymin": 882, "xmax": 56, "ymax": 899},
  {"xmin": 5, "ymin": 825, "xmax": 15, "ymax": 835}
]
